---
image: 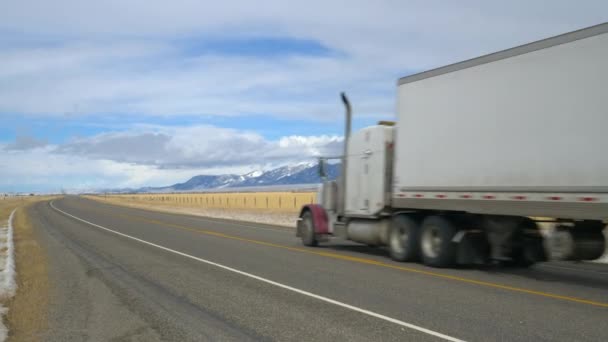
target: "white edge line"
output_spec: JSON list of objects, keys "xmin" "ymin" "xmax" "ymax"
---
[
  {"xmin": 49, "ymin": 200, "xmax": 465, "ymax": 342},
  {"xmin": 1, "ymin": 209, "xmax": 17, "ymax": 297},
  {"xmin": 0, "ymin": 208, "xmax": 17, "ymax": 342}
]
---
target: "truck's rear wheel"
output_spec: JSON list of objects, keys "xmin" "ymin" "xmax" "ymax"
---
[
  {"xmin": 510, "ymin": 219, "xmax": 546, "ymax": 267},
  {"xmin": 388, "ymin": 215, "xmax": 420, "ymax": 262},
  {"xmin": 572, "ymin": 221, "xmax": 606, "ymax": 260},
  {"xmin": 549, "ymin": 221, "xmax": 605, "ymax": 260},
  {"xmin": 511, "ymin": 236, "xmax": 545, "ymax": 267},
  {"xmin": 420, "ymin": 216, "xmax": 458, "ymax": 267},
  {"xmin": 300, "ymin": 211, "xmax": 318, "ymax": 247}
]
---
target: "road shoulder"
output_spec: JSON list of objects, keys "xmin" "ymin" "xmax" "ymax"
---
[{"xmin": 5, "ymin": 204, "xmax": 49, "ymax": 341}]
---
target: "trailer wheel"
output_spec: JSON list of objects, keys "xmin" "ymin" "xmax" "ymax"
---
[
  {"xmin": 572, "ymin": 221, "xmax": 606, "ymax": 260},
  {"xmin": 570, "ymin": 230, "xmax": 606, "ymax": 260},
  {"xmin": 300, "ymin": 211, "xmax": 318, "ymax": 247},
  {"xmin": 550, "ymin": 221, "xmax": 606, "ymax": 261},
  {"xmin": 511, "ymin": 236, "xmax": 545, "ymax": 267},
  {"xmin": 420, "ymin": 216, "xmax": 458, "ymax": 267},
  {"xmin": 510, "ymin": 219, "xmax": 546, "ymax": 267},
  {"xmin": 388, "ymin": 215, "xmax": 420, "ymax": 262}
]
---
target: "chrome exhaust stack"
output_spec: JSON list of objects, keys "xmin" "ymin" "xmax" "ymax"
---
[{"xmin": 339, "ymin": 92, "xmax": 351, "ymax": 217}]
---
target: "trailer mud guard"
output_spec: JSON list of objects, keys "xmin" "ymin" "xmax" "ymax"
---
[{"xmin": 298, "ymin": 204, "xmax": 329, "ymax": 234}]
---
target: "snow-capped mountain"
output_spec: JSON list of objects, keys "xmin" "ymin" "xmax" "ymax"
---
[
  {"xmin": 238, "ymin": 162, "xmax": 316, "ymax": 186},
  {"xmin": 133, "ymin": 162, "xmax": 340, "ymax": 193},
  {"xmin": 170, "ymin": 174, "xmax": 243, "ymax": 191}
]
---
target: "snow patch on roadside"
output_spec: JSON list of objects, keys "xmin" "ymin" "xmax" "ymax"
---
[
  {"xmin": 0, "ymin": 209, "xmax": 17, "ymax": 342},
  {"xmin": 150, "ymin": 206, "xmax": 297, "ymax": 227},
  {"xmin": 187, "ymin": 208, "xmax": 297, "ymax": 227}
]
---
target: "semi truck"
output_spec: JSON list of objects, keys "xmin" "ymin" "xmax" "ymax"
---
[{"xmin": 296, "ymin": 22, "xmax": 608, "ymax": 267}]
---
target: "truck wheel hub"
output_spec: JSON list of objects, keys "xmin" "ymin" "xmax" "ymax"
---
[{"xmin": 422, "ymin": 226, "xmax": 441, "ymax": 258}]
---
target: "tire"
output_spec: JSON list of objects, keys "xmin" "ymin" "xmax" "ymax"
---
[
  {"xmin": 511, "ymin": 236, "xmax": 545, "ymax": 267},
  {"xmin": 300, "ymin": 211, "xmax": 318, "ymax": 247},
  {"xmin": 388, "ymin": 215, "xmax": 420, "ymax": 262},
  {"xmin": 420, "ymin": 216, "xmax": 458, "ymax": 267},
  {"xmin": 510, "ymin": 219, "xmax": 546, "ymax": 267},
  {"xmin": 548, "ymin": 222, "xmax": 605, "ymax": 261},
  {"xmin": 570, "ymin": 230, "xmax": 605, "ymax": 260}
]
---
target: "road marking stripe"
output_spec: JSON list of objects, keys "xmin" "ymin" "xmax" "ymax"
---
[
  {"xmin": 50, "ymin": 201, "xmax": 464, "ymax": 342},
  {"xmin": 107, "ymin": 209, "xmax": 608, "ymax": 308}
]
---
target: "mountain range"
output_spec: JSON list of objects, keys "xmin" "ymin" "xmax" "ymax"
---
[{"xmin": 128, "ymin": 162, "xmax": 341, "ymax": 193}]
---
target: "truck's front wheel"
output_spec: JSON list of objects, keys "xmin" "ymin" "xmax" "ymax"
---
[
  {"xmin": 300, "ymin": 211, "xmax": 318, "ymax": 247},
  {"xmin": 389, "ymin": 215, "xmax": 420, "ymax": 262},
  {"xmin": 420, "ymin": 216, "xmax": 458, "ymax": 267}
]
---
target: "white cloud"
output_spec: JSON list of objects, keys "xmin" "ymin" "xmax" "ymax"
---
[
  {"xmin": 1, "ymin": 1, "xmax": 606, "ymax": 119},
  {"xmin": 0, "ymin": 147, "xmax": 223, "ymax": 193},
  {"xmin": 0, "ymin": 43, "xmax": 395, "ymax": 119},
  {"xmin": 59, "ymin": 125, "xmax": 342, "ymax": 167}
]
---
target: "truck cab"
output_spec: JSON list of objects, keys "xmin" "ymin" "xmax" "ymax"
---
[{"xmin": 344, "ymin": 125, "xmax": 394, "ymax": 217}]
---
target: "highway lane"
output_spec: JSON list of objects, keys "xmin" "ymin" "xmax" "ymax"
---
[{"xmin": 28, "ymin": 196, "xmax": 608, "ymax": 341}]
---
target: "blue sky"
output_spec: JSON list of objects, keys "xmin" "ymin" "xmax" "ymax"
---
[
  {"xmin": 1, "ymin": 1, "xmax": 607, "ymax": 193},
  {"xmin": 0, "ymin": 113, "xmax": 377, "ymax": 144},
  {"xmin": 179, "ymin": 37, "xmax": 334, "ymax": 58}
]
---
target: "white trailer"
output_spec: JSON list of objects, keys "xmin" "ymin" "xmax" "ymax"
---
[{"xmin": 297, "ymin": 22, "xmax": 608, "ymax": 267}]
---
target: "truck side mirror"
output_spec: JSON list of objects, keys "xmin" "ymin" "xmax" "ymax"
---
[{"xmin": 318, "ymin": 159, "xmax": 327, "ymax": 179}]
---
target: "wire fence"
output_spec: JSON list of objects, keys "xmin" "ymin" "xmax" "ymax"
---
[{"xmin": 103, "ymin": 192, "xmax": 317, "ymax": 212}]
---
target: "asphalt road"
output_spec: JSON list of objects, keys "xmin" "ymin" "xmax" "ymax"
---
[{"xmin": 27, "ymin": 197, "xmax": 608, "ymax": 341}]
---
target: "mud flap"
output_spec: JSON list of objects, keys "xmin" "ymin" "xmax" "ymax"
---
[
  {"xmin": 455, "ymin": 231, "xmax": 489, "ymax": 265},
  {"xmin": 521, "ymin": 234, "xmax": 547, "ymax": 263}
]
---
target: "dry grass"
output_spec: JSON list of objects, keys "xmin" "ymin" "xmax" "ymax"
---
[
  {"xmin": 90, "ymin": 192, "xmax": 317, "ymax": 212},
  {"xmin": 0, "ymin": 198, "xmax": 29, "ymax": 227},
  {"xmin": 0, "ymin": 196, "xmax": 58, "ymax": 341},
  {"xmin": 0, "ymin": 196, "xmax": 58, "ymax": 228}
]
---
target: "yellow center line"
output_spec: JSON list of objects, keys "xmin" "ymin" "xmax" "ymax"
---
[{"xmin": 115, "ymin": 212, "xmax": 608, "ymax": 308}]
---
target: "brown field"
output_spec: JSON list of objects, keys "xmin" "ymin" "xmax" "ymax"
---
[
  {"xmin": 85, "ymin": 192, "xmax": 317, "ymax": 227},
  {"xmin": 93, "ymin": 192, "xmax": 317, "ymax": 212}
]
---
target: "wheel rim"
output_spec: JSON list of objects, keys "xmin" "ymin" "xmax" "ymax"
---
[
  {"xmin": 390, "ymin": 226, "xmax": 408, "ymax": 254},
  {"xmin": 422, "ymin": 225, "xmax": 442, "ymax": 258}
]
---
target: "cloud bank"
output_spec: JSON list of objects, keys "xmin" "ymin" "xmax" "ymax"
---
[
  {"xmin": 2, "ymin": 1, "xmax": 607, "ymax": 119},
  {"xmin": 0, "ymin": 125, "xmax": 342, "ymax": 192},
  {"xmin": 1, "ymin": 1, "xmax": 607, "ymax": 192}
]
